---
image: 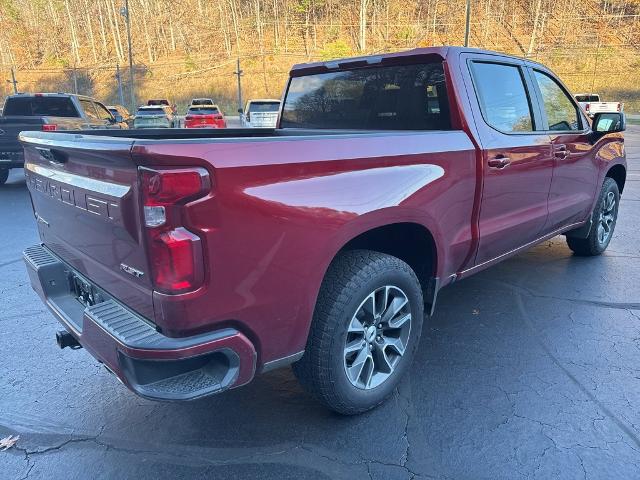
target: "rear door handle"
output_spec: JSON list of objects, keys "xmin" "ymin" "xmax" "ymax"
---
[
  {"xmin": 554, "ymin": 144, "xmax": 569, "ymax": 159},
  {"xmin": 488, "ymin": 156, "xmax": 511, "ymax": 169}
]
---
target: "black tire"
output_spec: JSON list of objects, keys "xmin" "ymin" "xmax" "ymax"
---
[
  {"xmin": 293, "ymin": 250, "xmax": 424, "ymax": 415},
  {"xmin": 566, "ymin": 177, "xmax": 619, "ymax": 256},
  {"xmin": 0, "ymin": 169, "xmax": 8, "ymax": 186}
]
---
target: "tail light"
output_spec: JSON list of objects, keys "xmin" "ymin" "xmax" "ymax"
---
[
  {"xmin": 585, "ymin": 104, "xmax": 590, "ymax": 112},
  {"xmin": 140, "ymin": 167, "xmax": 211, "ymax": 294},
  {"xmin": 617, "ymin": 103, "xmax": 621, "ymax": 112},
  {"xmin": 185, "ymin": 115, "xmax": 194, "ymax": 120},
  {"xmin": 42, "ymin": 124, "xmax": 57, "ymax": 131},
  {"xmin": 214, "ymin": 114, "xmax": 223, "ymax": 119}
]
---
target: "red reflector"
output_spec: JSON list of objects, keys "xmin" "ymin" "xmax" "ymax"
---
[
  {"xmin": 42, "ymin": 124, "xmax": 57, "ymax": 131},
  {"xmin": 150, "ymin": 228, "xmax": 201, "ymax": 292}
]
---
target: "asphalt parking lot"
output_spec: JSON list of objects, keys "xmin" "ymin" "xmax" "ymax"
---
[{"xmin": 2, "ymin": 127, "xmax": 640, "ymax": 480}]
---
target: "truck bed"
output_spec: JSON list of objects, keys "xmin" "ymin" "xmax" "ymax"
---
[{"xmin": 20, "ymin": 128, "xmax": 477, "ymax": 346}]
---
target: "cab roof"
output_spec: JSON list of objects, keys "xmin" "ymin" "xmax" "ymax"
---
[{"xmin": 289, "ymin": 46, "xmax": 543, "ymax": 76}]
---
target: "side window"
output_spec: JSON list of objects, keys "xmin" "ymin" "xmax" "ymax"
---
[
  {"xmin": 79, "ymin": 99, "xmax": 98, "ymax": 120},
  {"xmin": 533, "ymin": 71, "xmax": 581, "ymax": 131},
  {"xmin": 471, "ymin": 62, "xmax": 534, "ymax": 133},
  {"xmin": 94, "ymin": 102, "xmax": 114, "ymax": 121}
]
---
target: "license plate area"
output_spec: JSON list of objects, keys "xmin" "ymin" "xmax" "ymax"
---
[{"xmin": 68, "ymin": 271, "xmax": 104, "ymax": 307}]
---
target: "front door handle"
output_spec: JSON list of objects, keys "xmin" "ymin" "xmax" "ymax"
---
[{"xmin": 488, "ymin": 156, "xmax": 511, "ymax": 169}]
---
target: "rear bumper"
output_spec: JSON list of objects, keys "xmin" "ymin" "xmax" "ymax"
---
[{"xmin": 23, "ymin": 244, "xmax": 257, "ymax": 401}]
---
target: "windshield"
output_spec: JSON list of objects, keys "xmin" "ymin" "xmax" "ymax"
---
[
  {"xmin": 137, "ymin": 108, "xmax": 165, "ymax": 116},
  {"xmin": 3, "ymin": 96, "xmax": 79, "ymax": 117},
  {"xmin": 148, "ymin": 100, "xmax": 169, "ymax": 106},
  {"xmin": 192, "ymin": 99, "xmax": 214, "ymax": 105},
  {"xmin": 248, "ymin": 102, "xmax": 280, "ymax": 113},
  {"xmin": 188, "ymin": 107, "xmax": 220, "ymax": 115},
  {"xmin": 280, "ymin": 62, "xmax": 451, "ymax": 130}
]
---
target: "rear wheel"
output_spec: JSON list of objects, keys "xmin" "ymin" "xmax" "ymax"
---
[
  {"xmin": 566, "ymin": 177, "xmax": 619, "ymax": 256},
  {"xmin": 293, "ymin": 250, "xmax": 424, "ymax": 415},
  {"xmin": 0, "ymin": 169, "xmax": 9, "ymax": 186}
]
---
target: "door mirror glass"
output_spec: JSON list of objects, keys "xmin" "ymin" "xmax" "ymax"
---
[
  {"xmin": 113, "ymin": 114, "xmax": 123, "ymax": 123},
  {"xmin": 238, "ymin": 108, "xmax": 243, "ymax": 114},
  {"xmin": 593, "ymin": 112, "xmax": 625, "ymax": 133}
]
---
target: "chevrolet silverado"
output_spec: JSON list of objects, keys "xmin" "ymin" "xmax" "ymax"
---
[{"xmin": 21, "ymin": 47, "xmax": 626, "ymax": 414}]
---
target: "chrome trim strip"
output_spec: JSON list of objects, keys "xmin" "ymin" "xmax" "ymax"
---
[{"xmin": 25, "ymin": 161, "xmax": 130, "ymax": 198}]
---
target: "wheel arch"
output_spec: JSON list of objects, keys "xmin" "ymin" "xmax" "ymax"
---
[
  {"xmin": 606, "ymin": 163, "xmax": 626, "ymax": 194},
  {"xmin": 317, "ymin": 219, "xmax": 441, "ymax": 317}
]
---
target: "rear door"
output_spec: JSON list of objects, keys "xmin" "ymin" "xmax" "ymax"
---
[
  {"xmin": 527, "ymin": 67, "xmax": 598, "ymax": 230},
  {"xmin": 21, "ymin": 133, "xmax": 155, "ymax": 321},
  {"xmin": 462, "ymin": 55, "xmax": 554, "ymax": 265}
]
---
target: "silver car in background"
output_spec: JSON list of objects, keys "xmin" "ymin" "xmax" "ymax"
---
[
  {"xmin": 133, "ymin": 105, "xmax": 176, "ymax": 128},
  {"xmin": 240, "ymin": 99, "xmax": 280, "ymax": 128}
]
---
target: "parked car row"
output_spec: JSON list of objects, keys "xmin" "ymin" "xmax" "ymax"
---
[{"xmin": 0, "ymin": 91, "xmax": 282, "ymax": 183}]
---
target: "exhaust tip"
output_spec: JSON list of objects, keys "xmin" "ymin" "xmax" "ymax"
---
[{"xmin": 56, "ymin": 330, "xmax": 81, "ymax": 349}]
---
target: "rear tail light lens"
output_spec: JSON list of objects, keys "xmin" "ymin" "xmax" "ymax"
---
[
  {"xmin": 585, "ymin": 104, "xmax": 590, "ymax": 112},
  {"xmin": 42, "ymin": 124, "xmax": 57, "ymax": 131},
  {"xmin": 149, "ymin": 228, "xmax": 202, "ymax": 292},
  {"xmin": 185, "ymin": 115, "xmax": 193, "ymax": 120},
  {"xmin": 141, "ymin": 168, "xmax": 210, "ymax": 206},
  {"xmin": 139, "ymin": 167, "xmax": 211, "ymax": 294},
  {"xmin": 617, "ymin": 104, "xmax": 621, "ymax": 112}
]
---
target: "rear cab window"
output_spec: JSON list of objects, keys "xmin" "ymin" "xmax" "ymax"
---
[
  {"xmin": 280, "ymin": 62, "xmax": 451, "ymax": 130},
  {"xmin": 3, "ymin": 96, "xmax": 80, "ymax": 117},
  {"xmin": 575, "ymin": 94, "xmax": 599, "ymax": 103},
  {"xmin": 248, "ymin": 102, "xmax": 280, "ymax": 113},
  {"xmin": 188, "ymin": 107, "xmax": 220, "ymax": 115},
  {"xmin": 137, "ymin": 108, "xmax": 165, "ymax": 116}
]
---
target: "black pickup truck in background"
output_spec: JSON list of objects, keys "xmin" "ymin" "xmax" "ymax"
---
[{"xmin": 0, "ymin": 93, "xmax": 125, "ymax": 185}]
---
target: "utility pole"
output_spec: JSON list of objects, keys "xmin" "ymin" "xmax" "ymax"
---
[
  {"xmin": 115, "ymin": 64, "xmax": 125, "ymax": 105},
  {"xmin": 234, "ymin": 57, "xmax": 244, "ymax": 114},
  {"xmin": 7, "ymin": 67, "xmax": 18, "ymax": 93},
  {"xmin": 121, "ymin": 0, "xmax": 136, "ymax": 111},
  {"xmin": 464, "ymin": 0, "xmax": 471, "ymax": 47},
  {"xmin": 72, "ymin": 65, "xmax": 79, "ymax": 94}
]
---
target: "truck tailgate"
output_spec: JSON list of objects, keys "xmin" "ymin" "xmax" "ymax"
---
[
  {"xmin": 0, "ymin": 117, "xmax": 44, "ymax": 160},
  {"xmin": 20, "ymin": 132, "xmax": 156, "ymax": 322}
]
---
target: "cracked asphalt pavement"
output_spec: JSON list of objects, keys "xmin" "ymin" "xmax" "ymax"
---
[{"xmin": 2, "ymin": 128, "xmax": 640, "ymax": 479}]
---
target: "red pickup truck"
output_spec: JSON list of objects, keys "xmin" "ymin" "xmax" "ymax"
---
[{"xmin": 21, "ymin": 47, "xmax": 626, "ymax": 414}]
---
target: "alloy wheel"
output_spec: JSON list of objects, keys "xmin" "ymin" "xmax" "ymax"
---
[
  {"xmin": 597, "ymin": 191, "xmax": 617, "ymax": 246},
  {"xmin": 343, "ymin": 285, "xmax": 412, "ymax": 390}
]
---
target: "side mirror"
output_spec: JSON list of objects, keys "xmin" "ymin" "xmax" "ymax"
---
[
  {"xmin": 238, "ymin": 108, "xmax": 243, "ymax": 114},
  {"xmin": 592, "ymin": 112, "xmax": 625, "ymax": 135},
  {"xmin": 113, "ymin": 114, "xmax": 124, "ymax": 123}
]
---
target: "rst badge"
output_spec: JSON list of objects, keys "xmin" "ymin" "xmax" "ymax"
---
[{"xmin": 120, "ymin": 263, "xmax": 144, "ymax": 278}]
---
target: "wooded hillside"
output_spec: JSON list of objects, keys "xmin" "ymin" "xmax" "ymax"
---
[{"xmin": 1, "ymin": 0, "xmax": 639, "ymax": 112}]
